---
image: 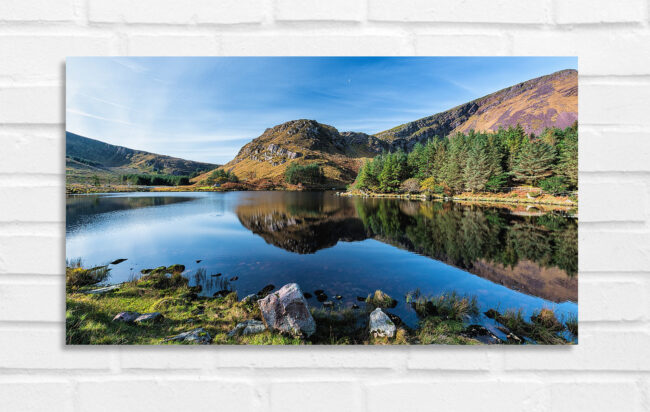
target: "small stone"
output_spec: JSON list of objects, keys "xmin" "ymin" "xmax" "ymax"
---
[
  {"xmin": 356, "ymin": 296, "xmax": 366, "ymax": 302},
  {"xmin": 241, "ymin": 294, "xmax": 258, "ymax": 304},
  {"xmin": 196, "ymin": 260, "xmax": 202, "ymax": 263},
  {"xmin": 314, "ymin": 289, "xmax": 325, "ymax": 295},
  {"xmin": 227, "ymin": 320, "xmax": 267, "ymax": 337},
  {"xmin": 213, "ymin": 289, "xmax": 231, "ymax": 298},
  {"xmin": 164, "ymin": 328, "xmax": 212, "ymax": 344},
  {"xmin": 257, "ymin": 284, "xmax": 275, "ymax": 297},
  {"xmin": 110, "ymin": 258, "xmax": 127, "ymax": 265},
  {"xmin": 134, "ymin": 312, "xmax": 163, "ymax": 323},
  {"xmin": 369, "ymin": 308, "xmax": 396, "ymax": 338},
  {"xmin": 84, "ymin": 285, "xmax": 120, "ymax": 295},
  {"xmin": 211, "ymin": 273, "xmax": 222, "ymax": 277},
  {"xmin": 335, "ymin": 295, "xmax": 342, "ymax": 300},
  {"xmin": 230, "ymin": 276, "xmax": 239, "ymax": 281},
  {"xmin": 113, "ymin": 311, "xmax": 141, "ymax": 323},
  {"xmin": 352, "ymin": 304, "xmax": 360, "ymax": 309},
  {"xmin": 303, "ymin": 292, "xmax": 313, "ymax": 299},
  {"xmin": 323, "ymin": 301, "xmax": 334, "ymax": 308}
]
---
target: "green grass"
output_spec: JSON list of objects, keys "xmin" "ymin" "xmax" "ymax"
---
[
  {"xmin": 365, "ymin": 290, "xmax": 398, "ymax": 309},
  {"xmin": 406, "ymin": 290, "xmax": 479, "ymax": 322}
]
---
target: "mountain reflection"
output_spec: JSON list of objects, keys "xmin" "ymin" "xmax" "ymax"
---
[{"xmin": 236, "ymin": 194, "xmax": 578, "ymax": 303}]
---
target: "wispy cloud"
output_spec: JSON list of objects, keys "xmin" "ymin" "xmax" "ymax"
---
[
  {"xmin": 66, "ymin": 108, "xmax": 134, "ymax": 126},
  {"xmin": 112, "ymin": 58, "xmax": 148, "ymax": 73}
]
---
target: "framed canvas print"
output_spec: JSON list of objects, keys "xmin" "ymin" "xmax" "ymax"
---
[{"xmin": 65, "ymin": 57, "xmax": 578, "ymax": 345}]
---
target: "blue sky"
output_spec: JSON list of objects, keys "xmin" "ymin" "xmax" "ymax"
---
[{"xmin": 66, "ymin": 57, "xmax": 577, "ymax": 164}]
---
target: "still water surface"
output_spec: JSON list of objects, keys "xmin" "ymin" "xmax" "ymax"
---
[{"xmin": 66, "ymin": 191, "xmax": 577, "ymax": 332}]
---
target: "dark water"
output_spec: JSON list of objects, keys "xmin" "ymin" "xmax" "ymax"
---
[{"xmin": 66, "ymin": 191, "xmax": 578, "ymax": 335}]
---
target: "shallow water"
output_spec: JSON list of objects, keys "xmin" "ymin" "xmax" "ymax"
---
[{"xmin": 66, "ymin": 191, "xmax": 578, "ymax": 334}]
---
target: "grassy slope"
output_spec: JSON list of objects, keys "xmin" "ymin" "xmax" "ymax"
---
[
  {"xmin": 66, "ymin": 132, "xmax": 217, "ymax": 185},
  {"xmin": 374, "ymin": 69, "xmax": 578, "ymax": 144}
]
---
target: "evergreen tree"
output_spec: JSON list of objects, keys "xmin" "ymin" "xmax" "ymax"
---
[
  {"xmin": 513, "ymin": 140, "xmax": 556, "ymax": 185},
  {"xmin": 556, "ymin": 124, "xmax": 578, "ymax": 188},
  {"xmin": 464, "ymin": 138, "xmax": 492, "ymax": 192}
]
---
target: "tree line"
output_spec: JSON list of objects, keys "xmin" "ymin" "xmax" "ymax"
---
[
  {"xmin": 120, "ymin": 174, "xmax": 190, "ymax": 186},
  {"xmin": 354, "ymin": 123, "xmax": 578, "ymax": 195}
]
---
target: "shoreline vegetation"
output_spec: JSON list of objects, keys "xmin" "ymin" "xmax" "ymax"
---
[
  {"xmin": 66, "ymin": 261, "xmax": 577, "ymax": 345},
  {"xmin": 66, "ymin": 124, "xmax": 578, "ymax": 210},
  {"xmin": 345, "ymin": 124, "xmax": 578, "ymax": 207}
]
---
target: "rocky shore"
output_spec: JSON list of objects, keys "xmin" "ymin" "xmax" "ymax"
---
[{"xmin": 66, "ymin": 263, "xmax": 577, "ymax": 345}]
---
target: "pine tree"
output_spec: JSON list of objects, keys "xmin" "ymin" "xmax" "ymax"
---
[
  {"xmin": 556, "ymin": 124, "xmax": 578, "ymax": 189},
  {"xmin": 464, "ymin": 140, "xmax": 492, "ymax": 192},
  {"xmin": 513, "ymin": 140, "xmax": 556, "ymax": 185}
]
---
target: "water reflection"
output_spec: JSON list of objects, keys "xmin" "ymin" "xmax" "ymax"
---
[
  {"xmin": 236, "ymin": 194, "xmax": 577, "ymax": 303},
  {"xmin": 66, "ymin": 191, "xmax": 578, "ymax": 329}
]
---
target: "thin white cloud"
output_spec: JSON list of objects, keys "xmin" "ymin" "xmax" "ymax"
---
[
  {"xmin": 66, "ymin": 108, "xmax": 134, "ymax": 126},
  {"xmin": 77, "ymin": 92, "xmax": 133, "ymax": 111},
  {"xmin": 111, "ymin": 58, "xmax": 148, "ymax": 73}
]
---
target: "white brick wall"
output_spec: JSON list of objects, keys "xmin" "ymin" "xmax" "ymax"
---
[{"xmin": 0, "ymin": 1, "xmax": 648, "ymax": 410}]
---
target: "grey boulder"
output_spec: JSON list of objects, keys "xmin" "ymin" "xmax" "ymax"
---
[
  {"xmin": 369, "ymin": 308, "xmax": 396, "ymax": 338},
  {"xmin": 258, "ymin": 283, "xmax": 316, "ymax": 337}
]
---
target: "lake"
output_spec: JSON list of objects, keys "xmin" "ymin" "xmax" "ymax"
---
[{"xmin": 66, "ymin": 191, "xmax": 577, "ymax": 338}]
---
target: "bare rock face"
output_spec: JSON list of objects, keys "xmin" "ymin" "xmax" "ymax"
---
[
  {"xmin": 258, "ymin": 283, "xmax": 316, "ymax": 337},
  {"xmin": 369, "ymin": 308, "xmax": 396, "ymax": 338}
]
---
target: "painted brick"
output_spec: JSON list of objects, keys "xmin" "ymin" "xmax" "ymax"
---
[
  {"xmin": 0, "ymin": 0, "xmax": 75, "ymax": 22},
  {"xmin": 504, "ymin": 328, "xmax": 650, "ymax": 370},
  {"xmin": 76, "ymin": 379, "xmax": 258, "ymax": 412},
  {"xmin": 366, "ymin": 381, "xmax": 547, "ymax": 411},
  {"xmin": 579, "ymin": 232, "xmax": 650, "ymax": 272},
  {"xmin": 0, "ymin": 130, "xmax": 63, "ymax": 174},
  {"xmin": 88, "ymin": 0, "xmax": 266, "ymax": 24},
  {"xmin": 220, "ymin": 34, "xmax": 413, "ymax": 55},
  {"xmin": 0, "ymin": 283, "xmax": 63, "ymax": 322},
  {"xmin": 0, "ymin": 328, "xmax": 111, "ymax": 369},
  {"xmin": 579, "ymin": 128, "xmax": 650, "ymax": 171},
  {"xmin": 547, "ymin": 381, "xmax": 644, "ymax": 411},
  {"xmin": 126, "ymin": 35, "xmax": 219, "ymax": 55},
  {"xmin": 0, "ymin": 236, "xmax": 63, "ymax": 275},
  {"xmin": 368, "ymin": 0, "xmax": 550, "ymax": 23},
  {"xmin": 270, "ymin": 382, "xmax": 362, "ymax": 412},
  {"xmin": 579, "ymin": 180, "xmax": 646, "ymax": 222},
  {"xmin": 0, "ymin": 35, "xmax": 114, "ymax": 82},
  {"xmin": 0, "ymin": 381, "xmax": 73, "ymax": 412},
  {"xmin": 555, "ymin": 0, "xmax": 646, "ymax": 24},
  {"xmin": 0, "ymin": 187, "xmax": 64, "ymax": 222},
  {"xmin": 512, "ymin": 31, "xmax": 650, "ymax": 75},
  {"xmin": 580, "ymin": 279, "xmax": 646, "ymax": 321},
  {"xmin": 415, "ymin": 34, "xmax": 508, "ymax": 55},
  {"xmin": 275, "ymin": 0, "xmax": 365, "ymax": 22},
  {"xmin": 0, "ymin": 87, "xmax": 62, "ymax": 124},
  {"xmin": 580, "ymin": 83, "xmax": 650, "ymax": 126}
]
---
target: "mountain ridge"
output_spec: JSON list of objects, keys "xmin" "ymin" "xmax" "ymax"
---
[
  {"xmin": 66, "ymin": 132, "xmax": 217, "ymax": 185},
  {"xmin": 373, "ymin": 69, "xmax": 577, "ymax": 151}
]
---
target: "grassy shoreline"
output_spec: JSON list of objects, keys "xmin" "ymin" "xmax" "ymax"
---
[
  {"xmin": 66, "ymin": 263, "xmax": 576, "ymax": 345},
  {"xmin": 340, "ymin": 189, "xmax": 577, "ymax": 207}
]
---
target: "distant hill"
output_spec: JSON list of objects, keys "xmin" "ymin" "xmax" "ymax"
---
[
  {"xmin": 374, "ymin": 69, "xmax": 578, "ymax": 151},
  {"xmin": 196, "ymin": 119, "xmax": 388, "ymax": 187},
  {"xmin": 66, "ymin": 132, "xmax": 217, "ymax": 184},
  {"xmin": 200, "ymin": 69, "xmax": 577, "ymax": 187}
]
